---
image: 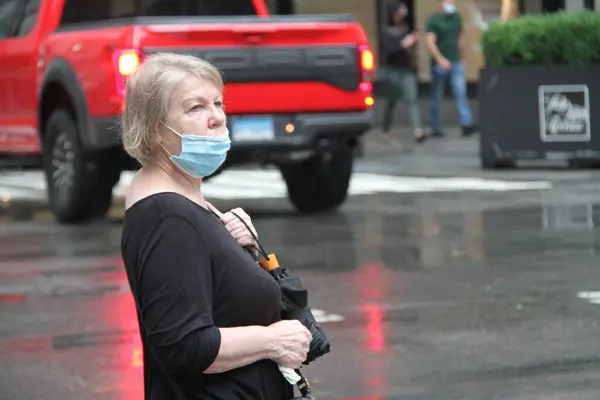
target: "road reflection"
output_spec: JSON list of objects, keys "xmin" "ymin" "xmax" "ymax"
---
[
  {"xmin": 359, "ymin": 266, "xmax": 387, "ymax": 400},
  {"xmin": 1, "ymin": 196, "xmax": 600, "ymax": 399}
]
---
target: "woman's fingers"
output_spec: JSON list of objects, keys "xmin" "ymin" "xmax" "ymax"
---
[{"xmin": 213, "ymin": 206, "xmax": 258, "ymax": 245}]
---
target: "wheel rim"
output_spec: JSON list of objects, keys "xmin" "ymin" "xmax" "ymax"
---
[{"xmin": 50, "ymin": 132, "xmax": 75, "ymax": 208}]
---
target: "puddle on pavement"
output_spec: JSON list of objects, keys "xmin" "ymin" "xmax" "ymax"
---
[
  {"xmin": 0, "ymin": 283, "xmax": 124, "ymax": 302},
  {"xmin": 46, "ymin": 283, "xmax": 124, "ymax": 298},
  {"xmin": 0, "ymin": 195, "xmax": 599, "ymax": 399},
  {"xmin": 0, "ymin": 293, "xmax": 28, "ymax": 303},
  {"xmin": 449, "ymin": 356, "xmax": 600, "ymax": 383},
  {"xmin": 0, "ymin": 330, "xmax": 136, "ymax": 354},
  {"xmin": 1, "ymin": 247, "xmax": 119, "ymax": 262},
  {"xmin": 52, "ymin": 330, "xmax": 136, "ymax": 350},
  {"xmin": 0, "ymin": 262, "xmax": 127, "ymax": 301},
  {"xmin": 0, "ymin": 199, "xmax": 125, "ymax": 224},
  {"xmin": 40, "ymin": 264, "xmax": 122, "ymax": 277}
]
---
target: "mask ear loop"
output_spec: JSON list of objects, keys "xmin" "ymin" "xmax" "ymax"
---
[{"xmin": 229, "ymin": 211, "xmax": 270, "ymax": 261}]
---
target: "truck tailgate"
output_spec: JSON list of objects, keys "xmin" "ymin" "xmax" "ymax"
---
[{"xmin": 135, "ymin": 15, "xmax": 374, "ymax": 113}]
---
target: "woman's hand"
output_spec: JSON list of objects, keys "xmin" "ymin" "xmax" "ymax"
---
[
  {"xmin": 267, "ymin": 320, "xmax": 312, "ymax": 369},
  {"xmin": 206, "ymin": 202, "xmax": 258, "ymax": 248},
  {"xmin": 401, "ymin": 32, "xmax": 418, "ymax": 48}
]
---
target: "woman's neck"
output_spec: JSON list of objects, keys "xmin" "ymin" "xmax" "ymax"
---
[{"xmin": 141, "ymin": 159, "xmax": 207, "ymax": 206}]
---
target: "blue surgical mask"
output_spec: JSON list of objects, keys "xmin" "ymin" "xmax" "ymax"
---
[
  {"xmin": 163, "ymin": 125, "xmax": 231, "ymax": 178},
  {"xmin": 443, "ymin": 3, "xmax": 456, "ymax": 13}
]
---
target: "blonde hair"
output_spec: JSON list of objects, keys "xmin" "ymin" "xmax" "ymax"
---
[{"xmin": 121, "ymin": 53, "xmax": 224, "ymax": 165}]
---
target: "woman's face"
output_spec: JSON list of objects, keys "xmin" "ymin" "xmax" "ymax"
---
[
  {"xmin": 394, "ymin": 4, "xmax": 408, "ymax": 24},
  {"xmin": 166, "ymin": 75, "xmax": 226, "ymax": 139}
]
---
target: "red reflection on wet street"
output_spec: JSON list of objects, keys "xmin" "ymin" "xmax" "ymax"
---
[
  {"xmin": 355, "ymin": 263, "xmax": 388, "ymax": 354},
  {"xmin": 93, "ymin": 258, "xmax": 144, "ymax": 400},
  {"xmin": 0, "ymin": 293, "xmax": 27, "ymax": 302},
  {"xmin": 0, "ymin": 335, "xmax": 51, "ymax": 354},
  {"xmin": 353, "ymin": 262, "xmax": 390, "ymax": 400},
  {"xmin": 363, "ymin": 303, "xmax": 385, "ymax": 353}
]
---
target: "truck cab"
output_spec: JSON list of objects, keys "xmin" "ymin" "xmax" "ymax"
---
[{"xmin": 0, "ymin": 0, "xmax": 374, "ymax": 223}]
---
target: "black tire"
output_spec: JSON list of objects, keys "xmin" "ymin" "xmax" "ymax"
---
[
  {"xmin": 42, "ymin": 110, "xmax": 120, "ymax": 224},
  {"xmin": 279, "ymin": 149, "xmax": 353, "ymax": 214}
]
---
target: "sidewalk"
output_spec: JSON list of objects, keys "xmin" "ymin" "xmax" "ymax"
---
[
  {"xmin": 358, "ymin": 126, "xmax": 480, "ymax": 176},
  {"xmin": 357, "ymin": 126, "xmax": 600, "ymax": 183},
  {"xmin": 361, "ymin": 97, "xmax": 483, "ymax": 176}
]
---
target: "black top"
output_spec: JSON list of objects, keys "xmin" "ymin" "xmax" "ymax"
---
[
  {"xmin": 380, "ymin": 0, "xmax": 414, "ymax": 70},
  {"xmin": 121, "ymin": 192, "xmax": 291, "ymax": 400},
  {"xmin": 380, "ymin": 28, "xmax": 412, "ymax": 69}
]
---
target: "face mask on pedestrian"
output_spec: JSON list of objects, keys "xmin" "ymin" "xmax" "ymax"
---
[
  {"xmin": 162, "ymin": 124, "xmax": 231, "ymax": 178},
  {"xmin": 442, "ymin": 2, "xmax": 456, "ymax": 13}
]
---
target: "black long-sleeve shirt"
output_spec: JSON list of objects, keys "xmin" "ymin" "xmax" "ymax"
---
[
  {"xmin": 380, "ymin": 26, "xmax": 414, "ymax": 70},
  {"xmin": 121, "ymin": 192, "xmax": 291, "ymax": 400}
]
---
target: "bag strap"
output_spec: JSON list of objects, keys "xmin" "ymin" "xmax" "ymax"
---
[
  {"xmin": 228, "ymin": 212, "xmax": 315, "ymax": 400},
  {"xmin": 228, "ymin": 210, "xmax": 270, "ymax": 261}
]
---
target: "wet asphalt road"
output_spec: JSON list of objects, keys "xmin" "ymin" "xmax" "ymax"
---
[{"xmin": 1, "ymin": 134, "xmax": 600, "ymax": 400}]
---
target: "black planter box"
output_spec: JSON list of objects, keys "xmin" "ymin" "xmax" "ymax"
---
[{"xmin": 479, "ymin": 66, "xmax": 600, "ymax": 168}]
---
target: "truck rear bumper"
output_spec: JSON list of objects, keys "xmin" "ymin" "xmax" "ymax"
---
[
  {"xmin": 91, "ymin": 109, "xmax": 373, "ymax": 163},
  {"xmin": 226, "ymin": 109, "xmax": 373, "ymax": 164}
]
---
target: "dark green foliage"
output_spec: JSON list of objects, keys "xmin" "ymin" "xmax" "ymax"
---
[{"xmin": 481, "ymin": 11, "xmax": 600, "ymax": 67}]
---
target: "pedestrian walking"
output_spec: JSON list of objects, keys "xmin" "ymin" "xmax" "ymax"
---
[
  {"xmin": 379, "ymin": 0, "xmax": 426, "ymax": 144},
  {"xmin": 425, "ymin": 0, "xmax": 476, "ymax": 137}
]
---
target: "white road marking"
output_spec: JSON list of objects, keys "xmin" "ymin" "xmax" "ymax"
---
[
  {"xmin": 311, "ymin": 308, "xmax": 345, "ymax": 323},
  {"xmin": 0, "ymin": 169, "xmax": 552, "ymax": 202},
  {"xmin": 577, "ymin": 291, "xmax": 600, "ymax": 304}
]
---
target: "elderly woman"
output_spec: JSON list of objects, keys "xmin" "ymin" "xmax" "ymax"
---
[{"xmin": 120, "ymin": 53, "xmax": 312, "ymax": 400}]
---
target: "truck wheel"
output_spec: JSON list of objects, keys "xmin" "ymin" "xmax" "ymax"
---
[
  {"xmin": 42, "ymin": 110, "xmax": 119, "ymax": 224},
  {"xmin": 279, "ymin": 149, "xmax": 353, "ymax": 213}
]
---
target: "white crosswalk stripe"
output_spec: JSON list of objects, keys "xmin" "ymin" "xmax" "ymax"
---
[
  {"xmin": 0, "ymin": 169, "xmax": 552, "ymax": 202},
  {"xmin": 577, "ymin": 291, "xmax": 600, "ymax": 305}
]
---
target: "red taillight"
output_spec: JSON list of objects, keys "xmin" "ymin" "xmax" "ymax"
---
[
  {"xmin": 358, "ymin": 45, "xmax": 375, "ymax": 107},
  {"xmin": 360, "ymin": 45, "xmax": 374, "ymax": 75},
  {"xmin": 113, "ymin": 49, "xmax": 142, "ymax": 97},
  {"xmin": 359, "ymin": 82, "xmax": 373, "ymax": 92}
]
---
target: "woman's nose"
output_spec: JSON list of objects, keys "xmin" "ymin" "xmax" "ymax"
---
[{"xmin": 208, "ymin": 108, "xmax": 226, "ymax": 129}]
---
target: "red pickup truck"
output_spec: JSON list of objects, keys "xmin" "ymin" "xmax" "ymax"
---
[{"xmin": 0, "ymin": 0, "xmax": 374, "ymax": 224}]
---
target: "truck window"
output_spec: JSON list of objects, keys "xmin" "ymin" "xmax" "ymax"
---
[
  {"xmin": 141, "ymin": 0, "xmax": 256, "ymax": 16},
  {"xmin": 0, "ymin": 0, "xmax": 20, "ymax": 38},
  {"xmin": 15, "ymin": 0, "xmax": 39, "ymax": 36},
  {"xmin": 60, "ymin": 0, "xmax": 258, "ymax": 25}
]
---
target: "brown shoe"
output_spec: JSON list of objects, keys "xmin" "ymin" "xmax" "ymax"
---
[{"xmin": 413, "ymin": 129, "xmax": 427, "ymax": 143}]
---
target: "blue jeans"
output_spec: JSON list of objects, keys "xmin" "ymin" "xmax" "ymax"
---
[{"xmin": 429, "ymin": 61, "xmax": 472, "ymax": 131}]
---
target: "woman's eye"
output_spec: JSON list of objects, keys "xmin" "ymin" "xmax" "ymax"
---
[
  {"xmin": 215, "ymin": 101, "xmax": 223, "ymax": 108},
  {"xmin": 189, "ymin": 104, "xmax": 204, "ymax": 112}
]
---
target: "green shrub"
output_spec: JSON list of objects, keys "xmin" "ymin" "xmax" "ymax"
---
[{"xmin": 481, "ymin": 11, "xmax": 600, "ymax": 67}]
